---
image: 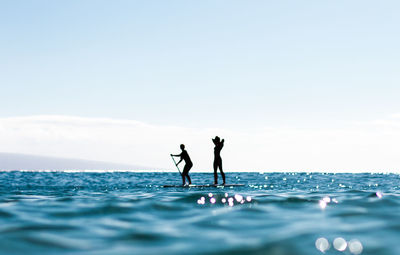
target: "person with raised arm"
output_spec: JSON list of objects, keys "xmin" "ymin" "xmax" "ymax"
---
[
  {"xmin": 170, "ymin": 144, "xmax": 192, "ymax": 186},
  {"xmin": 212, "ymin": 136, "xmax": 225, "ymax": 185}
]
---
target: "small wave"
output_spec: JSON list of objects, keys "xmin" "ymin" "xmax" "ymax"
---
[{"xmin": 0, "ymin": 172, "xmax": 400, "ymax": 255}]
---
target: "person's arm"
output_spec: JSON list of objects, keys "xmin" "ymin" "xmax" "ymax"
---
[
  {"xmin": 176, "ymin": 158, "xmax": 183, "ymax": 165},
  {"xmin": 212, "ymin": 138, "xmax": 217, "ymax": 145},
  {"xmin": 170, "ymin": 153, "xmax": 181, "ymax": 157},
  {"xmin": 221, "ymin": 139, "xmax": 224, "ymax": 148}
]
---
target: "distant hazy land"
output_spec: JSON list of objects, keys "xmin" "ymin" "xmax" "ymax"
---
[{"xmin": 0, "ymin": 152, "xmax": 150, "ymax": 171}]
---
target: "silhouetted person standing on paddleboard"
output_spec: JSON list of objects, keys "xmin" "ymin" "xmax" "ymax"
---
[
  {"xmin": 171, "ymin": 144, "xmax": 192, "ymax": 185},
  {"xmin": 212, "ymin": 136, "xmax": 225, "ymax": 185}
]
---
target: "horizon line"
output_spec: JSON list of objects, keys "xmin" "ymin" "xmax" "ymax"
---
[{"xmin": 1, "ymin": 169, "xmax": 399, "ymax": 174}]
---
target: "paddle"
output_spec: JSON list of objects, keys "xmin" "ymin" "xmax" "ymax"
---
[{"xmin": 170, "ymin": 155, "xmax": 182, "ymax": 176}]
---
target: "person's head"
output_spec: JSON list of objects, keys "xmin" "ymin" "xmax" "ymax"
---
[
  {"xmin": 180, "ymin": 144, "xmax": 185, "ymax": 150},
  {"xmin": 214, "ymin": 136, "xmax": 220, "ymax": 142}
]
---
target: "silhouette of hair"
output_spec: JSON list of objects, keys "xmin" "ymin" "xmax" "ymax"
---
[
  {"xmin": 214, "ymin": 136, "xmax": 220, "ymax": 142},
  {"xmin": 180, "ymin": 144, "xmax": 185, "ymax": 150}
]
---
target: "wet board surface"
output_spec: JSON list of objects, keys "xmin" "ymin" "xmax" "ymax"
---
[{"xmin": 162, "ymin": 184, "xmax": 245, "ymax": 188}]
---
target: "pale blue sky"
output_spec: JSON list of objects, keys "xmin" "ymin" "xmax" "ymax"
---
[{"xmin": 1, "ymin": 0, "xmax": 400, "ymax": 130}]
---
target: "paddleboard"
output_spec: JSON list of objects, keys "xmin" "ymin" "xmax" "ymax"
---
[{"xmin": 162, "ymin": 184, "xmax": 245, "ymax": 188}]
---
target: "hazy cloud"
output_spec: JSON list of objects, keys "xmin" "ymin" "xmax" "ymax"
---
[{"xmin": 1, "ymin": 115, "xmax": 400, "ymax": 172}]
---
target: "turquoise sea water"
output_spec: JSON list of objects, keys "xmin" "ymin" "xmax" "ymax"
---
[{"xmin": 0, "ymin": 171, "xmax": 399, "ymax": 255}]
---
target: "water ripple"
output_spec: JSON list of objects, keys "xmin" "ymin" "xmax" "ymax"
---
[{"xmin": 0, "ymin": 172, "xmax": 399, "ymax": 255}]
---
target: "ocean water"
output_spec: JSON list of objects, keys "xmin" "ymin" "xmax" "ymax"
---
[{"xmin": 0, "ymin": 172, "xmax": 399, "ymax": 255}]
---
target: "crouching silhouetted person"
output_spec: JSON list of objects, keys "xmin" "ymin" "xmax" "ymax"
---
[{"xmin": 171, "ymin": 144, "xmax": 192, "ymax": 185}]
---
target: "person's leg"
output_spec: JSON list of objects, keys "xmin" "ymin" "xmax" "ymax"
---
[
  {"xmin": 186, "ymin": 175, "xmax": 191, "ymax": 184},
  {"xmin": 183, "ymin": 164, "xmax": 192, "ymax": 185},
  {"xmin": 186, "ymin": 167, "xmax": 192, "ymax": 185},
  {"xmin": 181, "ymin": 168, "xmax": 186, "ymax": 185},
  {"xmin": 219, "ymin": 161, "xmax": 225, "ymax": 184},
  {"xmin": 213, "ymin": 160, "xmax": 218, "ymax": 184}
]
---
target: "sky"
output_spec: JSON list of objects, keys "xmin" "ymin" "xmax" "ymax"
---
[{"xmin": 1, "ymin": 1, "xmax": 400, "ymax": 171}]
